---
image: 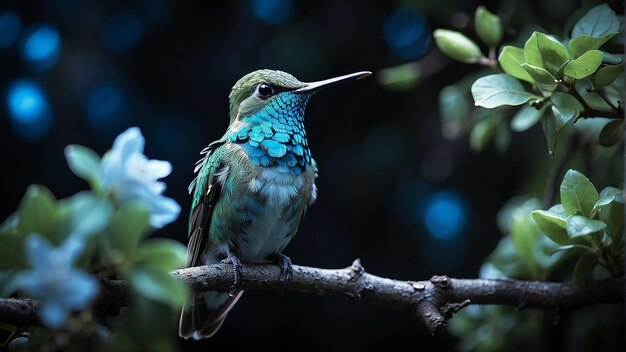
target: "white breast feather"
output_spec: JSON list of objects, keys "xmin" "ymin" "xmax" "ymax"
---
[{"xmin": 248, "ymin": 168, "xmax": 304, "ymax": 206}]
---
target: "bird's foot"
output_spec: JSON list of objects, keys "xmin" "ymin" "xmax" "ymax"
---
[
  {"xmin": 221, "ymin": 253, "xmax": 243, "ymax": 288},
  {"xmin": 270, "ymin": 253, "xmax": 293, "ymax": 289}
]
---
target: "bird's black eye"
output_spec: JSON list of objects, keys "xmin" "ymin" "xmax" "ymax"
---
[{"xmin": 256, "ymin": 83, "xmax": 274, "ymax": 98}]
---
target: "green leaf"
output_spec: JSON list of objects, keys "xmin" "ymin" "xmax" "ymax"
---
[
  {"xmin": 521, "ymin": 64, "xmax": 557, "ymax": 86},
  {"xmin": 470, "ymin": 116, "xmax": 498, "ymax": 151},
  {"xmin": 571, "ymin": 4, "xmax": 619, "ymax": 39},
  {"xmin": 564, "ymin": 50, "xmax": 603, "ymax": 79},
  {"xmin": 439, "ymin": 84, "xmax": 469, "ymax": 138},
  {"xmin": 550, "ymin": 243, "xmax": 595, "ymax": 255},
  {"xmin": 498, "ymin": 46, "xmax": 534, "ymax": 83},
  {"xmin": 107, "ymin": 203, "xmax": 151, "ymax": 250},
  {"xmin": 591, "ymin": 186, "xmax": 623, "ymax": 218},
  {"xmin": 487, "ymin": 236, "xmax": 535, "ymax": 279},
  {"xmin": 573, "ymin": 252, "xmax": 598, "ymax": 280},
  {"xmin": 575, "ymin": 79, "xmax": 612, "ymax": 111},
  {"xmin": 595, "ymin": 62, "xmax": 624, "ymax": 87},
  {"xmin": 0, "ymin": 212, "xmax": 19, "ymax": 235},
  {"xmin": 549, "ymin": 203, "xmax": 567, "ymax": 216},
  {"xmin": 599, "ymin": 201, "xmax": 623, "ymax": 243},
  {"xmin": 377, "ymin": 62, "xmax": 422, "ymax": 90},
  {"xmin": 0, "ymin": 233, "xmax": 26, "ymax": 270},
  {"xmin": 524, "ymin": 32, "xmax": 569, "ymax": 75},
  {"xmin": 602, "ymin": 52, "xmax": 623, "ymax": 65},
  {"xmin": 551, "ymin": 91, "xmax": 584, "ymax": 111},
  {"xmin": 128, "ymin": 268, "xmax": 188, "ymax": 308},
  {"xmin": 550, "ymin": 92, "xmax": 583, "ymax": 130},
  {"xmin": 550, "ymin": 105, "xmax": 577, "ymax": 131},
  {"xmin": 568, "ymin": 33, "xmax": 617, "ymax": 59},
  {"xmin": 16, "ymin": 185, "xmax": 59, "ymax": 239},
  {"xmin": 540, "ymin": 111, "xmax": 557, "ymax": 155},
  {"xmin": 560, "ymin": 169, "xmax": 599, "ymax": 216},
  {"xmin": 471, "ymin": 74, "xmax": 540, "ymax": 108},
  {"xmin": 511, "ymin": 105, "xmax": 545, "ymax": 132},
  {"xmin": 474, "ymin": 6, "xmax": 502, "ymax": 48},
  {"xmin": 59, "ymin": 192, "xmax": 114, "ymax": 238},
  {"xmin": 598, "ymin": 119, "xmax": 623, "ymax": 147},
  {"xmin": 531, "ymin": 210, "xmax": 569, "ymax": 245},
  {"xmin": 598, "ymin": 187, "xmax": 623, "ymax": 205},
  {"xmin": 566, "ymin": 215, "xmax": 606, "ymax": 237},
  {"xmin": 131, "ymin": 239, "xmax": 187, "ymax": 272},
  {"xmin": 64, "ymin": 145, "xmax": 102, "ymax": 192},
  {"xmin": 510, "ymin": 208, "xmax": 538, "ymax": 264},
  {"xmin": 433, "ymin": 29, "xmax": 483, "ymax": 63}
]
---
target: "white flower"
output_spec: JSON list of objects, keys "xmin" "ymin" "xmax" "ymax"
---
[
  {"xmin": 100, "ymin": 127, "xmax": 181, "ymax": 228},
  {"xmin": 19, "ymin": 234, "xmax": 99, "ymax": 329}
]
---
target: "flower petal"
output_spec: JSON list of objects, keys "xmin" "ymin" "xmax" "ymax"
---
[
  {"xmin": 149, "ymin": 196, "xmax": 181, "ymax": 228},
  {"xmin": 99, "ymin": 126, "xmax": 180, "ymax": 227},
  {"xmin": 40, "ymin": 301, "xmax": 68, "ymax": 329},
  {"xmin": 100, "ymin": 152, "xmax": 122, "ymax": 191},
  {"xmin": 125, "ymin": 155, "xmax": 172, "ymax": 187},
  {"xmin": 101, "ymin": 127, "xmax": 145, "ymax": 190},
  {"xmin": 111, "ymin": 127, "xmax": 145, "ymax": 160},
  {"xmin": 19, "ymin": 270, "xmax": 47, "ymax": 296},
  {"xmin": 64, "ymin": 271, "xmax": 99, "ymax": 308},
  {"xmin": 58, "ymin": 235, "xmax": 86, "ymax": 264},
  {"xmin": 24, "ymin": 234, "xmax": 52, "ymax": 269},
  {"xmin": 143, "ymin": 159, "xmax": 172, "ymax": 179}
]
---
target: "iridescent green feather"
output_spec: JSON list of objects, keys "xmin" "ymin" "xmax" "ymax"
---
[{"xmin": 188, "ymin": 139, "xmax": 227, "ymax": 232}]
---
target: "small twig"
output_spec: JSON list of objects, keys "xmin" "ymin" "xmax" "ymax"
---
[
  {"xmin": 478, "ymin": 51, "xmax": 499, "ymax": 71},
  {"xmin": 557, "ymin": 81, "xmax": 623, "ymax": 120},
  {"xmin": 0, "ymin": 262, "xmax": 622, "ymax": 335}
]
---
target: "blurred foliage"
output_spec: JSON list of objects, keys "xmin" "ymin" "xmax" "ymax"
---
[
  {"xmin": 0, "ymin": 128, "xmax": 187, "ymax": 351},
  {"xmin": 423, "ymin": 2, "xmax": 624, "ymax": 351}
]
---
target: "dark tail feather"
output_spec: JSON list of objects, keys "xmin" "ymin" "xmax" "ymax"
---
[{"xmin": 179, "ymin": 290, "xmax": 244, "ymax": 339}]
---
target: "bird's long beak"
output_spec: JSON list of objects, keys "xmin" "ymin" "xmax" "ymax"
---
[{"xmin": 293, "ymin": 71, "xmax": 371, "ymax": 94}]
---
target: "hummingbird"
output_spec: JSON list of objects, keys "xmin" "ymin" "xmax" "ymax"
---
[{"xmin": 178, "ymin": 69, "xmax": 371, "ymax": 339}]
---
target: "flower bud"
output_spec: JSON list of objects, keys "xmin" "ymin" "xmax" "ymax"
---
[
  {"xmin": 475, "ymin": 6, "xmax": 503, "ymax": 48},
  {"xmin": 433, "ymin": 29, "xmax": 483, "ymax": 63}
]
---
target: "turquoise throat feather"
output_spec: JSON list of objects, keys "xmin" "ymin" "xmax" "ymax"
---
[{"xmin": 229, "ymin": 91, "xmax": 312, "ymax": 174}]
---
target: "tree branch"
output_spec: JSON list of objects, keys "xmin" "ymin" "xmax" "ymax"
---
[
  {"xmin": 557, "ymin": 81, "xmax": 624, "ymax": 120},
  {"xmin": 0, "ymin": 260, "xmax": 623, "ymax": 335}
]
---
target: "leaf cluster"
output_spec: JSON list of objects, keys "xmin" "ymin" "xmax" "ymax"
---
[
  {"xmin": 0, "ymin": 146, "xmax": 187, "ymax": 351},
  {"xmin": 436, "ymin": 4, "xmax": 623, "ymax": 154}
]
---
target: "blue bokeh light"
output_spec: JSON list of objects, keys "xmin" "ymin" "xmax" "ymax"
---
[
  {"xmin": 252, "ymin": 0, "xmax": 293, "ymax": 25},
  {"xmin": 85, "ymin": 84, "xmax": 132, "ymax": 139},
  {"xmin": 383, "ymin": 8, "xmax": 431, "ymax": 60},
  {"xmin": 0, "ymin": 11, "xmax": 22, "ymax": 48},
  {"xmin": 20, "ymin": 24, "xmax": 61, "ymax": 71},
  {"xmin": 101, "ymin": 11, "xmax": 142, "ymax": 53},
  {"xmin": 423, "ymin": 190, "xmax": 468, "ymax": 240},
  {"xmin": 6, "ymin": 79, "xmax": 53, "ymax": 141}
]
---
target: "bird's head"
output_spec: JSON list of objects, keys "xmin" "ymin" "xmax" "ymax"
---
[{"xmin": 227, "ymin": 69, "xmax": 370, "ymax": 125}]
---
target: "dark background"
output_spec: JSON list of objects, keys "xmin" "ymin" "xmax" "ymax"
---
[{"xmin": 0, "ymin": 0, "xmax": 607, "ymax": 350}]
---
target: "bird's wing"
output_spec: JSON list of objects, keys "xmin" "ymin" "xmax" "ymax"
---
[
  {"xmin": 180, "ymin": 139, "xmax": 241, "ymax": 340},
  {"xmin": 186, "ymin": 139, "xmax": 227, "ymax": 268}
]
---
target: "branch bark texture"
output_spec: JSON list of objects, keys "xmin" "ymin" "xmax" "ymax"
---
[{"xmin": 1, "ymin": 260, "xmax": 623, "ymax": 334}]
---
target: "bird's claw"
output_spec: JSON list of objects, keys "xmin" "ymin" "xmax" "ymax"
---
[
  {"xmin": 221, "ymin": 253, "xmax": 243, "ymax": 288},
  {"xmin": 272, "ymin": 253, "xmax": 293, "ymax": 289}
]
